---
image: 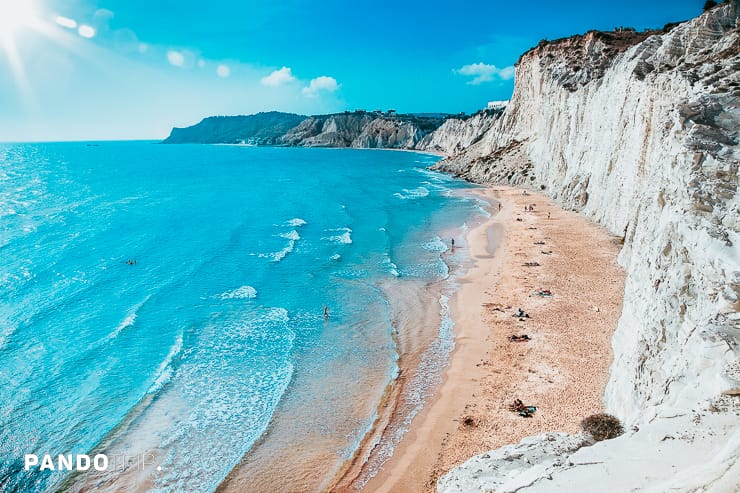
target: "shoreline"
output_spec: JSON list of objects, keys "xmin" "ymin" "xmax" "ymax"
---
[
  {"xmin": 326, "ymin": 213, "xmax": 478, "ymax": 492},
  {"xmin": 341, "ymin": 186, "xmax": 625, "ymax": 492},
  {"xmin": 216, "ymin": 177, "xmax": 469, "ymax": 493},
  {"xmin": 208, "ymin": 142, "xmax": 450, "ymax": 158}
]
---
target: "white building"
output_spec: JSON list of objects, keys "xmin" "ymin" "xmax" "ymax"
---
[{"xmin": 487, "ymin": 100, "xmax": 509, "ymax": 110}]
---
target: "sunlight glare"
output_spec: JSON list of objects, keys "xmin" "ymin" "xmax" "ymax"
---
[
  {"xmin": 55, "ymin": 15, "xmax": 77, "ymax": 29},
  {"xmin": 77, "ymin": 24, "xmax": 95, "ymax": 38},
  {"xmin": 0, "ymin": 0, "xmax": 40, "ymax": 34}
]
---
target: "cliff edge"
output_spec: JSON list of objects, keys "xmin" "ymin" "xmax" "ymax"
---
[{"xmin": 435, "ymin": 3, "xmax": 740, "ymax": 492}]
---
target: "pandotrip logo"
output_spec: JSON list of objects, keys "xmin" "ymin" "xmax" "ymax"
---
[{"xmin": 24, "ymin": 453, "xmax": 162, "ymax": 472}]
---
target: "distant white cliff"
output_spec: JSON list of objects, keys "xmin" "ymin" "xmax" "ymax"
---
[{"xmin": 433, "ymin": 3, "xmax": 740, "ymax": 492}]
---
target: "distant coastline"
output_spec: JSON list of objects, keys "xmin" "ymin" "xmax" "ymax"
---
[
  {"xmin": 160, "ymin": 109, "xmax": 504, "ymax": 155},
  {"xmin": 210, "ymin": 142, "xmax": 449, "ymax": 158}
]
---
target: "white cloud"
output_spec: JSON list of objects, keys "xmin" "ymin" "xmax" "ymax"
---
[
  {"xmin": 216, "ymin": 64, "xmax": 230, "ymax": 78},
  {"xmin": 167, "ymin": 50, "xmax": 185, "ymax": 67},
  {"xmin": 261, "ymin": 66, "xmax": 296, "ymax": 86},
  {"xmin": 302, "ymin": 76, "xmax": 339, "ymax": 97},
  {"xmin": 454, "ymin": 62, "xmax": 515, "ymax": 85}
]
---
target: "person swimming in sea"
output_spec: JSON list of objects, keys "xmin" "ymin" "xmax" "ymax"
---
[{"xmin": 324, "ymin": 306, "xmax": 329, "ymax": 319}]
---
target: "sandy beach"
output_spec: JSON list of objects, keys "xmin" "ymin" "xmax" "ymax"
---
[{"xmin": 338, "ymin": 186, "xmax": 626, "ymax": 492}]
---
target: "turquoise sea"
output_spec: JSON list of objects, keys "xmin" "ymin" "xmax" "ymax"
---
[{"xmin": 0, "ymin": 143, "xmax": 487, "ymax": 492}]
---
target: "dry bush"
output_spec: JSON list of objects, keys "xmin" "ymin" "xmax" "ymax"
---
[{"xmin": 581, "ymin": 413, "xmax": 624, "ymax": 441}]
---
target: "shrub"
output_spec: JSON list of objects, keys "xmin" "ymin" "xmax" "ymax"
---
[
  {"xmin": 581, "ymin": 413, "xmax": 624, "ymax": 441},
  {"xmin": 704, "ymin": 0, "xmax": 718, "ymax": 10}
]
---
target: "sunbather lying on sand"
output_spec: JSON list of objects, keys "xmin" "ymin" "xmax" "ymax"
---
[
  {"xmin": 508, "ymin": 334, "xmax": 531, "ymax": 342},
  {"xmin": 512, "ymin": 308, "xmax": 530, "ymax": 318},
  {"xmin": 508, "ymin": 399, "xmax": 537, "ymax": 417}
]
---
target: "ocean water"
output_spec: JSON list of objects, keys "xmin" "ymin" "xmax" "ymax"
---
[{"xmin": 0, "ymin": 142, "xmax": 485, "ymax": 492}]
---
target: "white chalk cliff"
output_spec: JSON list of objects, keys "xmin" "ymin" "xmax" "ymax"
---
[{"xmin": 433, "ymin": 3, "xmax": 740, "ymax": 492}]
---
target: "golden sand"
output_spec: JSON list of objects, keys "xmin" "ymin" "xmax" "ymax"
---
[{"xmin": 346, "ymin": 186, "xmax": 626, "ymax": 493}]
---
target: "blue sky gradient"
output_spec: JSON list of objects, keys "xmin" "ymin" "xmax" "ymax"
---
[{"xmin": 0, "ymin": 0, "xmax": 707, "ymax": 141}]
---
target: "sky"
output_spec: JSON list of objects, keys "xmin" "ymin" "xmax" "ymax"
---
[{"xmin": 0, "ymin": 0, "xmax": 708, "ymax": 141}]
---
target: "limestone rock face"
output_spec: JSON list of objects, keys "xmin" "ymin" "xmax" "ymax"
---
[
  {"xmin": 280, "ymin": 113, "xmax": 445, "ymax": 149},
  {"xmin": 281, "ymin": 113, "xmax": 376, "ymax": 147},
  {"xmin": 352, "ymin": 118, "xmax": 422, "ymax": 148},
  {"xmin": 437, "ymin": 4, "xmax": 740, "ymax": 492},
  {"xmin": 415, "ymin": 110, "xmax": 502, "ymax": 155},
  {"xmin": 165, "ymin": 112, "xmax": 449, "ymax": 149}
]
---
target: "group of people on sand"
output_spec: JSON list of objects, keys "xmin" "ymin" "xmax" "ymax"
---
[
  {"xmin": 501, "ymin": 213, "xmax": 561, "ymax": 420},
  {"xmin": 522, "ymin": 203, "xmax": 552, "ymax": 219},
  {"xmin": 509, "ymin": 398, "xmax": 537, "ymax": 418}
]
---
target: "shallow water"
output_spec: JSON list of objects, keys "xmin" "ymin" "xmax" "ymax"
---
[{"xmin": 0, "ymin": 143, "xmax": 484, "ymax": 492}]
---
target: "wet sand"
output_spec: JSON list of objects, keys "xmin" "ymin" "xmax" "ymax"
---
[{"xmin": 344, "ymin": 186, "xmax": 626, "ymax": 492}]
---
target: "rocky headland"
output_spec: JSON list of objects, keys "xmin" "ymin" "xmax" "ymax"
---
[{"xmin": 162, "ymin": 110, "xmax": 464, "ymax": 149}]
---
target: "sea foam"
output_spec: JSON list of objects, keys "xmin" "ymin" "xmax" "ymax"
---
[
  {"xmin": 105, "ymin": 295, "xmax": 152, "ymax": 343},
  {"xmin": 323, "ymin": 227, "xmax": 352, "ymax": 244},
  {"xmin": 147, "ymin": 332, "xmax": 184, "ymax": 395},
  {"xmin": 220, "ymin": 285, "xmax": 257, "ymax": 300},
  {"xmin": 286, "ymin": 218, "xmax": 307, "ymax": 227},
  {"xmin": 394, "ymin": 187, "xmax": 430, "ymax": 200},
  {"xmin": 422, "ymin": 236, "xmax": 449, "ymax": 252},
  {"xmin": 260, "ymin": 230, "xmax": 301, "ymax": 262}
]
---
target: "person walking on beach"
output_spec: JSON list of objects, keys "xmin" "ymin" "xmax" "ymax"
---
[{"xmin": 451, "ymin": 238, "xmax": 455, "ymax": 252}]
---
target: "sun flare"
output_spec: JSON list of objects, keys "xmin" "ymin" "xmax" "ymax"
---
[{"xmin": 0, "ymin": 0, "xmax": 41, "ymax": 34}]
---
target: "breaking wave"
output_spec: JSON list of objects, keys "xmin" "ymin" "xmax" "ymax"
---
[
  {"xmin": 394, "ymin": 187, "xmax": 430, "ymax": 200},
  {"xmin": 219, "ymin": 285, "xmax": 257, "ymax": 300},
  {"xmin": 323, "ymin": 227, "xmax": 352, "ymax": 244},
  {"xmin": 286, "ymin": 218, "xmax": 307, "ymax": 227}
]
